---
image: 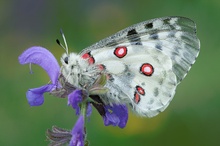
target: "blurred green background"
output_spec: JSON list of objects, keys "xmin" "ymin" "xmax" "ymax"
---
[{"xmin": 1, "ymin": 0, "xmax": 220, "ymax": 145}]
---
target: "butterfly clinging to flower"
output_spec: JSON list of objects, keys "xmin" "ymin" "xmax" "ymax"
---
[{"xmin": 56, "ymin": 16, "xmax": 200, "ymax": 118}]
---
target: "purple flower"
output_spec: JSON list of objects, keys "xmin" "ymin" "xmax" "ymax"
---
[
  {"xmin": 103, "ymin": 104, "xmax": 128, "ymax": 128},
  {"xmin": 69, "ymin": 115, "xmax": 85, "ymax": 146},
  {"xmin": 18, "ymin": 46, "xmax": 60, "ymax": 106},
  {"xmin": 90, "ymin": 95, "xmax": 129, "ymax": 128},
  {"xmin": 19, "ymin": 46, "xmax": 129, "ymax": 129},
  {"xmin": 68, "ymin": 89, "xmax": 92, "ymax": 117},
  {"xmin": 68, "ymin": 90, "xmax": 83, "ymax": 115}
]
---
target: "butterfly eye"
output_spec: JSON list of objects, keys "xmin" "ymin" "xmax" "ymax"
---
[{"xmin": 64, "ymin": 56, "xmax": 68, "ymax": 64}]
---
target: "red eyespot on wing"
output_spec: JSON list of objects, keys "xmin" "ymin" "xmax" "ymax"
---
[
  {"xmin": 81, "ymin": 52, "xmax": 95, "ymax": 65},
  {"xmin": 136, "ymin": 86, "xmax": 145, "ymax": 95},
  {"xmin": 114, "ymin": 46, "xmax": 127, "ymax": 58},
  {"xmin": 88, "ymin": 57, "xmax": 95, "ymax": 64},
  {"xmin": 97, "ymin": 64, "xmax": 105, "ymax": 71},
  {"xmin": 134, "ymin": 92, "xmax": 141, "ymax": 104},
  {"xmin": 140, "ymin": 63, "xmax": 154, "ymax": 76},
  {"xmin": 82, "ymin": 53, "xmax": 90, "ymax": 59}
]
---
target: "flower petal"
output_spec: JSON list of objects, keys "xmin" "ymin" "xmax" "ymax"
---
[
  {"xmin": 26, "ymin": 84, "xmax": 54, "ymax": 106},
  {"xmin": 103, "ymin": 104, "xmax": 128, "ymax": 128},
  {"xmin": 70, "ymin": 115, "xmax": 84, "ymax": 146},
  {"xmin": 18, "ymin": 46, "xmax": 60, "ymax": 84},
  {"xmin": 68, "ymin": 90, "xmax": 83, "ymax": 115},
  {"xmin": 86, "ymin": 103, "xmax": 92, "ymax": 117}
]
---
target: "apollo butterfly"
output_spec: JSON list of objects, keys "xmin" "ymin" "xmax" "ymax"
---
[{"xmin": 59, "ymin": 16, "xmax": 200, "ymax": 117}]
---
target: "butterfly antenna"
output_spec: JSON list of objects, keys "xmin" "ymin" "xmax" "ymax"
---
[{"xmin": 56, "ymin": 29, "xmax": 69, "ymax": 54}]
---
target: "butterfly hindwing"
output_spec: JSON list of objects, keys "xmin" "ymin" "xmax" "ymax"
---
[{"xmin": 83, "ymin": 45, "xmax": 176, "ymax": 117}]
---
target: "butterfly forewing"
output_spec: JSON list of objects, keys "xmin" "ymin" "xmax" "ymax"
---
[{"xmin": 81, "ymin": 17, "xmax": 199, "ymax": 82}]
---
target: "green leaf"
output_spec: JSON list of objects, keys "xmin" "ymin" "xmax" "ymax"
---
[{"xmin": 89, "ymin": 87, "xmax": 109, "ymax": 95}]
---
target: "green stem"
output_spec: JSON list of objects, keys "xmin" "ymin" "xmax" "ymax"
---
[
  {"xmin": 80, "ymin": 101, "xmax": 88, "ymax": 146},
  {"xmin": 80, "ymin": 101, "xmax": 87, "ymax": 118}
]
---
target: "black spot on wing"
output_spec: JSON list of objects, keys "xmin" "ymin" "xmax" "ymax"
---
[
  {"xmin": 127, "ymin": 29, "xmax": 142, "ymax": 45},
  {"xmin": 155, "ymin": 43, "xmax": 162, "ymax": 50},
  {"xmin": 145, "ymin": 23, "xmax": 153, "ymax": 29},
  {"xmin": 150, "ymin": 33, "xmax": 159, "ymax": 40},
  {"xmin": 127, "ymin": 29, "xmax": 138, "ymax": 36},
  {"xmin": 163, "ymin": 18, "xmax": 171, "ymax": 24},
  {"xmin": 163, "ymin": 18, "xmax": 176, "ymax": 29}
]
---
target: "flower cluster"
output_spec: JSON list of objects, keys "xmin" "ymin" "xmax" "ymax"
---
[{"xmin": 19, "ymin": 46, "xmax": 128, "ymax": 146}]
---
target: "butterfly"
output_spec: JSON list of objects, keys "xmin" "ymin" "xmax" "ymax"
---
[{"xmin": 58, "ymin": 16, "xmax": 200, "ymax": 118}]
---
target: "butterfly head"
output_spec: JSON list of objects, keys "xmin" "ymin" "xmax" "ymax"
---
[
  {"xmin": 60, "ymin": 52, "xmax": 81, "ymax": 86},
  {"xmin": 61, "ymin": 52, "xmax": 78, "ymax": 66}
]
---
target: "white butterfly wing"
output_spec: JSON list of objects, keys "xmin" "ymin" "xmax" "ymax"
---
[
  {"xmin": 123, "ymin": 47, "xmax": 176, "ymax": 117},
  {"xmin": 78, "ymin": 16, "xmax": 200, "ymax": 117},
  {"xmin": 81, "ymin": 16, "xmax": 200, "ymax": 83}
]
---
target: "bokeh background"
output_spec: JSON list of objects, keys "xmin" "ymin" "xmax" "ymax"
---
[{"xmin": 1, "ymin": 0, "xmax": 220, "ymax": 145}]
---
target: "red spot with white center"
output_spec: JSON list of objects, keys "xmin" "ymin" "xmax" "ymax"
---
[
  {"xmin": 114, "ymin": 46, "xmax": 127, "ymax": 58},
  {"xmin": 134, "ymin": 92, "xmax": 141, "ymax": 104},
  {"xmin": 136, "ymin": 86, "xmax": 145, "ymax": 95},
  {"xmin": 81, "ymin": 52, "xmax": 95, "ymax": 65},
  {"xmin": 140, "ymin": 63, "xmax": 154, "ymax": 76}
]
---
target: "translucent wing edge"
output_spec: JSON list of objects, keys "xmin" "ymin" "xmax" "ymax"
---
[{"xmin": 79, "ymin": 16, "xmax": 197, "ymax": 54}]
